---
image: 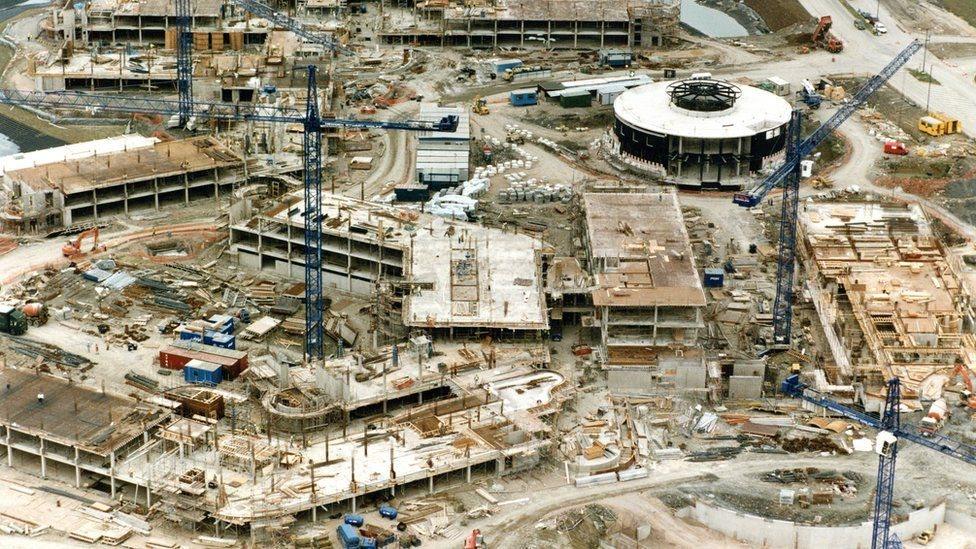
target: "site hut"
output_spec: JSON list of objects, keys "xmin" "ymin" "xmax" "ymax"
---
[
  {"xmin": 611, "ymin": 77, "xmax": 792, "ymax": 189},
  {"xmin": 509, "ymin": 88, "xmax": 539, "ymax": 107},
  {"xmin": 599, "ymin": 48, "xmax": 633, "ymax": 68},
  {"xmin": 415, "ymin": 104, "xmax": 471, "ymax": 190}
]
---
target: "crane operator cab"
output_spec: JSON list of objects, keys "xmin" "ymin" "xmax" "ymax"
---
[{"xmin": 876, "ymin": 431, "xmax": 897, "ymax": 458}]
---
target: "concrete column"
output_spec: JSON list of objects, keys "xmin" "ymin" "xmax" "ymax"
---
[
  {"xmin": 496, "ymin": 457, "xmax": 506, "ymax": 476},
  {"xmin": 466, "ymin": 464, "xmax": 472, "ymax": 483},
  {"xmin": 92, "ymin": 190, "xmax": 98, "ymax": 220},
  {"xmin": 6, "ymin": 426, "xmax": 12, "ymax": 467},
  {"xmin": 351, "ymin": 495, "xmax": 357, "ymax": 513},
  {"xmin": 143, "ymin": 432, "xmax": 149, "ymax": 444},
  {"xmin": 153, "ymin": 178, "xmax": 160, "ymax": 210},
  {"xmin": 214, "ymin": 168, "xmax": 219, "ymax": 203},
  {"xmin": 123, "ymin": 185, "xmax": 129, "ymax": 215},
  {"xmin": 109, "ymin": 451, "xmax": 116, "ymax": 498},
  {"xmin": 184, "ymin": 173, "xmax": 190, "ymax": 205},
  {"xmin": 39, "ymin": 437, "xmax": 46, "ymax": 479},
  {"xmin": 74, "ymin": 446, "xmax": 81, "ymax": 488},
  {"xmin": 428, "ymin": 473, "xmax": 434, "ymax": 494}
]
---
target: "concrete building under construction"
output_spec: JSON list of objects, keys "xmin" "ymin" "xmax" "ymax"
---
[
  {"xmin": 229, "ymin": 192, "xmax": 549, "ymax": 337},
  {"xmin": 799, "ymin": 201, "xmax": 976, "ymax": 404},
  {"xmin": 582, "ymin": 192, "xmax": 706, "ymax": 366},
  {"xmin": 43, "ymin": 0, "xmax": 270, "ymax": 47},
  {"xmin": 379, "ymin": 0, "xmax": 680, "ymax": 49},
  {"xmin": 1, "ymin": 135, "xmax": 245, "ymax": 230}
]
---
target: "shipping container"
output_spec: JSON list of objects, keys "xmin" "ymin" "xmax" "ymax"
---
[
  {"xmin": 159, "ymin": 340, "xmax": 248, "ymax": 379},
  {"xmin": 599, "ymin": 48, "xmax": 632, "ymax": 68},
  {"xmin": 703, "ymin": 268, "xmax": 725, "ymax": 288},
  {"xmin": 490, "ymin": 58, "xmax": 522, "ymax": 74},
  {"xmin": 560, "ymin": 89, "xmax": 592, "ymax": 108},
  {"xmin": 509, "ymin": 89, "xmax": 538, "ymax": 107},
  {"xmin": 596, "ymin": 84, "xmax": 626, "ymax": 106},
  {"xmin": 207, "ymin": 314, "xmax": 235, "ymax": 335},
  {"xmin": 184, "ymin": 359, "xmax": 223, "ymax": 385}
]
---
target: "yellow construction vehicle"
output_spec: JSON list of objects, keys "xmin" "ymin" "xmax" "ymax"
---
[
  {"xmin": 918, "ymin": 112, "xmax": 961, "ymax": 136},
  {"xmin": 473, "ymin": 97, "xmax": 489, "ymax": 115}
]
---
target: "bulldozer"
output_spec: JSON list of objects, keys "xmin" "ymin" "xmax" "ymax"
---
[
  {"xmin": 473, "ymin": 97, "xmax": 489, "ymax": 115},
  {"xmin": 62, "ymin": 227, "xmax": 104, "ymax": 258},
  {"xmin": 919, "ymin": 112, "xmax": 961, "ymax": 137}
]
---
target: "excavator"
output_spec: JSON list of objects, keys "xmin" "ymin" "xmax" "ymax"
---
[
  {"xmin": 61, "ymin": 227, "xmax": 104, "ymax": 258},
  {"xmin": 947, "ymin": 363, "xmax": 976, "ymax": 410}
]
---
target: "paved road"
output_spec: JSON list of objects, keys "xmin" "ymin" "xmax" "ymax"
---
[{"xmin": 799, "ymin": 0, "xmax": 976, "ymax": 137}]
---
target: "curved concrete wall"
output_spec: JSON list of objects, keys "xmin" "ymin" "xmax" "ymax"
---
[{"xmin": 688, "ymin": 498, "xmax": 946, "ymax": 548}]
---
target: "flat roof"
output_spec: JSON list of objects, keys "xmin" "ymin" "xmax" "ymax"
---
[
  {"xmin": 585, "ymin": 192, "xmax": 706, "ymax": 308},
  {"xmin": 240, "ymin": 192, "xmax": 548, "ymax": 330},
  {"xmin": 0, "ymin": 135, "xmax": 158, "ymax": 178},
  {"xmin": 6, "ymin": 137, "xmax": 243, "ymax": 195},
  {"xmin": 404, "ymin": 216, "xmax": 549, "ymax": 329},
  {"xmin": 614, "ymin": 80, "xmax": 792, "ymax": 139},
  {"xmin": 418, "ymin": 104, "xmax": 470, "ymax": 142},
  {"xmin": 0, "ymin": 369, "xmax": 167, "ymax": 455}
]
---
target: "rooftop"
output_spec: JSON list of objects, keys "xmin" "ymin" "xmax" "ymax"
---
[
  {"xmin": 0, "ymin": 369, "xmax": 168, "ymax": 456},
  {"xmin": 614, "ymin": 80, "xmax": 792, "ymax": 139},
  {"xmin": 584, "ymin": 192, "xmax": 706, "ymax": 308}
]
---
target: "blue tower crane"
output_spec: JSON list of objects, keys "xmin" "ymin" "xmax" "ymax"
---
[
  {"xmin": 175, "ymin": 0, "xmax": 193, "ymax": 126},
  {"xmin": 731, "ymin": 40, "xmax": 922, "ymax": 346},
  {"xmin": 781, "ymin": 374, "xmax": 976, "ymax": 548},
  {"xmin": 173, "ymin": 0, "xmax": 344, "ymax": 125},
  {"xmin": 0, "ymin": 69, "xmax": 458, "ymax": 360}
]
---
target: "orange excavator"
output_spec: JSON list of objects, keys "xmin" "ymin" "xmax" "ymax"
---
[
  {"xmin": 62, "ymin": 227, "xmax": 103, "ymax": 258},
  {"xmin": 949, "ymin": 363, "xmax": 976, "ymax": 410}
]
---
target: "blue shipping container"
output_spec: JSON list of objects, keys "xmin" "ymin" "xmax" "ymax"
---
[
  {"xmin": 179, "ymin": 329, "xmax": 204, "ymax": 343},
  {"xmin": 208, "ymin": 314, "xmax": 235, "ymax": 335},
  {"xmin": 509, "ymin": 89, "xmax": 538, "ymax": 107},
  {"xmin": 491, "ymin": 58, "xmax": 522, "ymax": 74},
  {"xmin": 336, "ymin": 524, "xmax": 360, "ymax": 549},
  {"xmin": 703, "ymin": 268, "xmax": 725, "ymax": 288},
  {"xmin": 209, "ymin": 332, "xmax": 236, "ymax": 350},
  {"xmin": 183, "ymin": 359, "xmax": 223, "ymax": 385}
]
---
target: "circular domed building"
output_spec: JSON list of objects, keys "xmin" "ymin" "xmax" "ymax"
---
[{"xmin": 611, "ymin": 77, "xmax": 793, "ymax": 188}]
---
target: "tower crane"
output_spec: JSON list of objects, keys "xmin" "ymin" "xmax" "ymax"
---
[
  {"xmin": 781, "ymin": 374, "xmax": 976, "ymax": 548},
  {"xmin": 0, "ymin": 68, "xmax": 459, "ymax": 360},
  {"xmin": 173, "ymin": 0, "xmax": 345, "ymax": 125},
  {"xmin": 732, "ymin": 40, "xmax": 922, "ymax": 346}
]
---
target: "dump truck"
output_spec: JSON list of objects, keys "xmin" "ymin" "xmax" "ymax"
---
[
  {"xmin": 919, "ymin": 112, "xmax": 962, "ymax": 137},
  {"xmin": 812, "ymin": 16, "xmax": 843, "ymax": 53},
  {"xmin": 0, "ymin": 305, "xmax": 28, "ymax": 336}
]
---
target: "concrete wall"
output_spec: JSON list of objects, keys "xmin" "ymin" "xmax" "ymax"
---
[
  {"xmin": 728, "ymin": 375, "xmax": 762, "ymax": 399},
  {"xmin": 689, "ymin": 499, "xmax": 946, "ymax": 548}
]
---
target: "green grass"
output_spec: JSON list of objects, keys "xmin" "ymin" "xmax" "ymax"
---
[
  {"xmin": 909, "ymin": 68, "xmax": 941, "ymax": 85},
  {"xmin": 942, "ymin": 0, "xmax": 976, "ymax": 29}
]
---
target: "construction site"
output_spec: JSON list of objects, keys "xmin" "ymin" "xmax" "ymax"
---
[{"xmin": 1, "ymin": 0, "xmax": 976, "ymax": 547}]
